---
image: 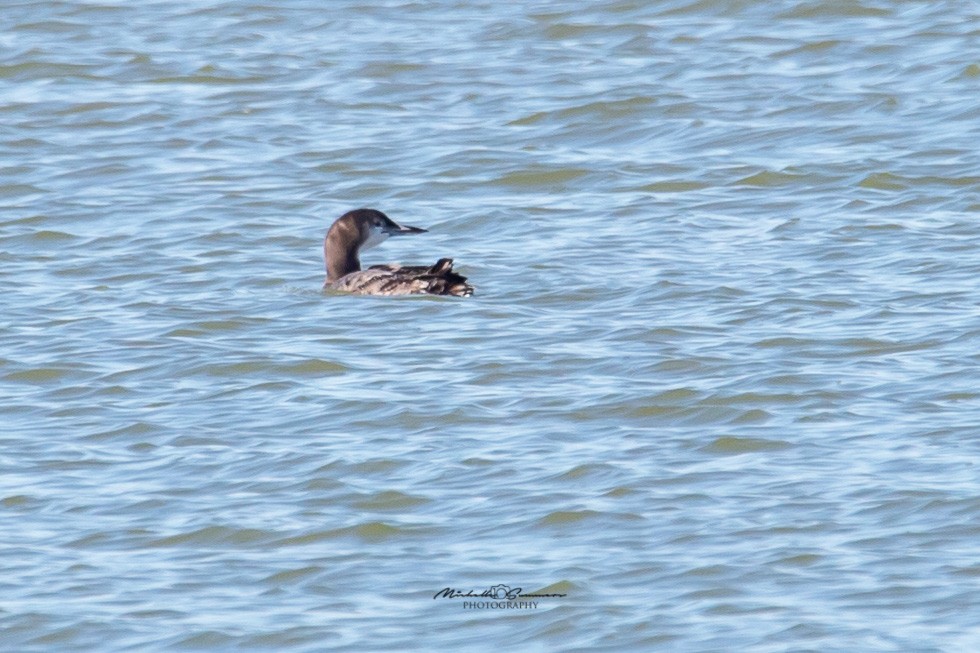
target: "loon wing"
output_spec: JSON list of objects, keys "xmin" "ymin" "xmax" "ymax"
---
[{"xmin": 335, "ymin": 258, "xmax": 473, "ymax": 296}]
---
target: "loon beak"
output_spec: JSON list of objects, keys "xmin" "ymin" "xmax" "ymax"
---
[{"xmin": 385, "ymin": 222, "xmax": 427, "ymax": 236}]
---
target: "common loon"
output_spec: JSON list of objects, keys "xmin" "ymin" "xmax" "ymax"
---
[{"xmin": 323, "ymin": 208, "xmax": 473, "ymax": 296}]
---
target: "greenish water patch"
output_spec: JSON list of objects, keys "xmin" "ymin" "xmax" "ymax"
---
[
  {"xmin": 262, "ymin": 566, "xmax": 323, "ymax": 586},
  {"xmin": 495, "ymin": 168, "xmax": 589, "ymax": 187},
  {"xmin": 0, "ymin": 495, "xmax": 34, "ymax": 508},
  {"xmin": 281, "ymin": 359, "xmax": 349, "ymax": 375},
  {"xmin": 353, "ymin": 490, "xmax": 430, "ymax": 511},
  {"xmin": 349, "ymin": 521, "xmax": 410, "ymax": 541},
  {"xmin": 734, "ymin": 170, "xmax": 810, "ymax": 187},
  {"xmin": 538, "ymin": 510, "xmax": 604, "ymax": 526},
  {"xmin": 0, "ymin": 184, "xmax": 45, "ymax": 198},
  {"xmin": 638, "ymin": 180, "xmax": 709, "ymax": 192},
  {"xmin": 147, "ymin": 526, "xmax": 277, "ymax": 548},
  {"xmin": 703, "ymin": 436, "xmax": 791, "ymax": 454},
  {"xmin": 4, "ymin": 367, "xmax": 78, "ymax": 384},
  {"xmin": 859, "ymin": 172, "xmax": 907, "ymax": 190}
]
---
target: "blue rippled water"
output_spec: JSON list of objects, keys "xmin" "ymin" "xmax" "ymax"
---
[{"xmin": 2, "ymin": 1, "xmax": 979, "ymax": 651}]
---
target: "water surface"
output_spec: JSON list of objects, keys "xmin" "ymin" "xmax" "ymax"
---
[{"xmin": 2, "ymin": 1, "xmax": 979, "ymax": 651}]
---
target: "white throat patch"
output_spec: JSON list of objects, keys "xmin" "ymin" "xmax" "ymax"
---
[{"xmin": 361, "ymin": 224, "xmax": 389, "ymax": 251}]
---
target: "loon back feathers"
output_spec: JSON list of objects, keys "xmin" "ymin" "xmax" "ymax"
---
[{"xmin": 331, "ymin": 258, "xmax": 473, "ymax": 297}]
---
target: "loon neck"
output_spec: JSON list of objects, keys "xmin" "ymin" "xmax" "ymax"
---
[
  {"xmin": 325, "ymin": 239, "xmax": 360, "ymax": 282},
  {"xmin": 324, "ymin": 218, "xmax": 363, "ymax": 282}
]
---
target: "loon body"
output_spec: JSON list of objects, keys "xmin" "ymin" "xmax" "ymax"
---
[{"xmin": 323, "ymin": 208, "xmax": 473, "ymax": 297}]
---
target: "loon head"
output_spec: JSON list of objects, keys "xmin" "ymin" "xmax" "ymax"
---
[
  {"xmin": 324, "ymin": 208, "xmax": 427, "ymax": 281},
  {"xmin": 355, "ymin": 208, "xmax": 427, "ymax": 251}
]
